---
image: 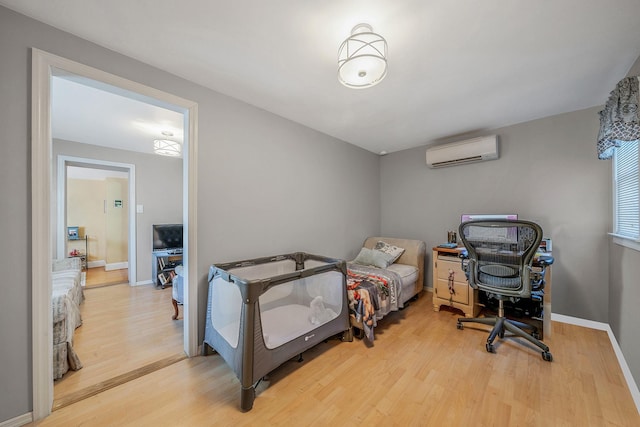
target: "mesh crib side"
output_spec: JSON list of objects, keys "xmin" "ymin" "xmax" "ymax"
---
[
  {"xmin": 203, "ymin": 275, "xmax": 245, "ymax": 381},
  {"xmin": 205, "ymin": 252, "xmax": 349, "ymax": 411}
]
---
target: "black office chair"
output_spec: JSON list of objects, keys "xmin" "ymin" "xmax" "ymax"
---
[{"xmin": 456, "ymin": 219, "xmax": 553, "ymax": 361}]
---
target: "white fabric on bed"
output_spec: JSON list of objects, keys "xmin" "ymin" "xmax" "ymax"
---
[
  {"xmin": 52, "ymin": 257, "xmax": 82, "ymax": 272},
  {"xmin": 386, "ymin": 263, "xmax": 418, "ymax": 287},
  {"xmin": 51, "ymin": 260, "xmax": 85, "ymax": 379},
  {"xmin": 52, "ymin": 274, "xmax": 84, "ymax": 306},
  {"xmin": 52, "ymin": 288, "xmax": 82, "ymax": 344},
  {"xmin": 387, "ymin": 263, "xmax": 420, "ymax": 304}
]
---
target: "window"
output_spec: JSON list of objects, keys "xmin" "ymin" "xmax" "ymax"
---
[{"xmin": 613, "ymin": 141, "xmax": 639, "ymax": 240}]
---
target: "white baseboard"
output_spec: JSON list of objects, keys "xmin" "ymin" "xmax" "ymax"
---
[
  {"xmin": 89, "ymin": 260, "xmax": 127, "ymax": 271},
  {"xmin": 134, "ymin": 279, "xmax": 153, "ymax": 287},
  {"xmin": 0, "ymin": 412, "xmax": 32, "ymax": 427},
  {"xmin": 87, "ymin": 260, "xmax": 105, "ymax": 269},
  {"xmin": 551, "ymin": 313, "xmax": 640, "ymax": 414},
  {"xmin": 105, "ymin": 261, "xmax": 128, "ymax": 271}
]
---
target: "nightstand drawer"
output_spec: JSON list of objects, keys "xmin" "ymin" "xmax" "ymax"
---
[
  {"xmin": 435, "ymin": 278, "xmax": 469, "ymax": 304},
  {"xmin": 436, "ymin": 258, "xmax": 466, "ymax": 281},
  {"xmin": 432, "ymin": 248, "xmax": 480, "ymax": 318}
]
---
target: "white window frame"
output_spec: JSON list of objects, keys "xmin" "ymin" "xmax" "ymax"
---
[{"xmin": 611, "ymin": 140, "xmax": 640, "ymax": 252}]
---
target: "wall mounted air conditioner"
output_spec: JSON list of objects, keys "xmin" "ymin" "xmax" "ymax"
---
[{"xmin": 426, "ymin": 135, "xmax": 499, "ymax": 168}]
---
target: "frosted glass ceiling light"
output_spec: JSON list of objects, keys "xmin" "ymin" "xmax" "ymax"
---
[
  {"xmin": 153, "ymin": 131, "xmax": 182, "ymax": 157},
  {"xmin": 338, "ymin": 23, "xmax": 388, "ymax": 89}
]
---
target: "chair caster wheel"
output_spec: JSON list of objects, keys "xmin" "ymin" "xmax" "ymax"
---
[
  {"xmin": 486, "ymin": 343, "xmax": 495, "ymax": 353},
  {"xmin": 456, "ymin": 322, "xmax": 463, "ymax": 330},
  {"xmin": 542, "ymin": 351, "xmax": 553, "ymax": 362}
]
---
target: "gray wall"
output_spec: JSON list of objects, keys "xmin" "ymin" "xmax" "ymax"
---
[
  {"xmin": 609, "ymin": 242, "xmax": 640, "ymax": 386},
  {"xmin": 608, "ymin": 56, "xmax": 640, "ymax": 385},
  {"xmin": 380, "ymin": 106, "xmax": 611, "ymax": 323},
  {"xmin": 2, "ymin": 4, "xmax": 638, "ymax": 423},
  {"xmin": 53, "ymin": 139, "xmax": 183, "ymax": 283},
  {"xmin": 0, "ymin": 6, "xmax": 379, "ymax": 423}
]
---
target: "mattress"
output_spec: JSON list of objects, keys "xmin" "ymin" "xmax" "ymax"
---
[
  {"xmin": 387, "ymin": 263, "xmax": 418, "ymax": 287},
  {"xmin": 386, "ymin": 263, "xmax": 419, "ymax": 303},
  {"xmin": 216, "ymin": 303, "xmax": 338, "ymax": 350}
]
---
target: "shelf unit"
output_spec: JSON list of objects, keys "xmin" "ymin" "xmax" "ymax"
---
[
  {"xmin": 67, "ymin": 235, "xmax": 88, "ymax": 270},
  {"xmin": 152, "ymin": 249, "xmax": 183, "ymax": 288}
]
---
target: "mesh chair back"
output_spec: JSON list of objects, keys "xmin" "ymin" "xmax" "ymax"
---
[{"xmin": 458, "ymin": 220, "xmax": 543, "ymax": 298}]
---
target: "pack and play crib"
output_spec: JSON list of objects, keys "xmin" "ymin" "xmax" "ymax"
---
[{"xmin": 204, "ymin": 252, "xmax": 350, "ymax": 411}]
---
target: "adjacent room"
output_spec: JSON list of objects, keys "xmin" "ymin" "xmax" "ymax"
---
[{"xmin": 2, "ymin": 1, "xmax": 640, "ymax": 426}]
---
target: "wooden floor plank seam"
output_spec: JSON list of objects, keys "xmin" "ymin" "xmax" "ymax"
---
[{"xmin": 52, "ymin": 353, "xmax": 187, "ymax": 411}]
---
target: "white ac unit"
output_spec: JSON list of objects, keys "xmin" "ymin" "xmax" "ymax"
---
[{"xmin": 426, "ymin": 135, "xmax": 499, "ymax": 168}]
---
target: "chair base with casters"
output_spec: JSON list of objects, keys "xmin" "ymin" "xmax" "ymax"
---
[{"xmin": 457, "ymin": 297, "xmax": 552, "ymax": 361}]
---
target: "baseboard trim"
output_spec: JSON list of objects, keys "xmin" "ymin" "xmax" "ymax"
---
[
  {"xmin": 87, "ymin": 260, "xmax": 105, "ymax": 269},
  {"xmin": 134, "ymin": 279, "xmax": 153, "ymax": 287},
  {"xmin": 552, "ymin": 313, "xmax": 640, "ymax": 414},
  {"xmin": 105, "ymin": 261, "xmax": 128, "ymax": 271},
  {"xmin": 0, "ymin": 412, "xmax": 32, "ymax": 427}
]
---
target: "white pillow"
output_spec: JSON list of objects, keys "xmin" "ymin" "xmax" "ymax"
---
[
  {"xmin": 352, "ymin": 247, "xmax": 395, "ymax": 268},
  {"xmin": 374, "ymin": 241, "xmax": 405, "ymax": 264}
]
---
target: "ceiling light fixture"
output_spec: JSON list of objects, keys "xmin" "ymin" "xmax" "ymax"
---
[
  {"xmin": 153, "ymin": 131, "xmax": 182, "ymax": 157},
  {"xmin": 338, "ymin": 23, "xmax": 388, "ymax": 89}
]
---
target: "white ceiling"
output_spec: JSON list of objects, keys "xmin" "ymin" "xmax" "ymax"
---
[
  {"xmin": 4, "ymin": 0, "xmax": 640, "ymax": 154},
  {"xmin": 52, "ymin": 76, "xmax": 184, "ymax": 156}
]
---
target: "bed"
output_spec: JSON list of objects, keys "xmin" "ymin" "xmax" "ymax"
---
[
  {"xmin": 204, "ymin": 252, "xmax": 350, "ymax": 411},
  {"xmin": 52, "ymin": 258, "xmax": 85, "ymax": 380},
  {"xmin": 347, "ymin": 237, "xmax": 426, "ymax": 342}
]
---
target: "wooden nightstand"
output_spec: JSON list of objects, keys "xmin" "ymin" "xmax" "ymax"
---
[{"xmin": 432, "ymin": 247, "xmax": 480, "ymax": 318}]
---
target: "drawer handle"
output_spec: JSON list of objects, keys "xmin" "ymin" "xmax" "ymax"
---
[{"xmin": 448, "ymin": 270, "xmax": 456, "ymax": 295}]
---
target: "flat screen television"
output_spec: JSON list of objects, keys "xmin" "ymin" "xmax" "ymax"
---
[{"xmin": 153, "ymin": 224, "xmax": 183, "ymax": 251}]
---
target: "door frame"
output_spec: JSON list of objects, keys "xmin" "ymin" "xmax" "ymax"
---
[
  {"xmin": 57, "ymin": 157, "xmax": 136, "ymax": 282},
  {"xmin": 32, "ymin": 48, "xmax": 199, "ymax": 419}
]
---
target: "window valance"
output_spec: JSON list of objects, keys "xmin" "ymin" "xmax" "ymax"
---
[{"xmin": 597, "ymin": 76, "xmax": 640, "ymax": 159}]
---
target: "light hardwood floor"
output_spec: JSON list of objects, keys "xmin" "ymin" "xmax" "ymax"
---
[
  {"xmin": 53, "ymin": 275, "xmax": 184, "ymax": 407},
  {"xmin": 38, "ymin": 292, "xmax": 639, "ymax": 426},
  {"xmin": 84, "ymin": 267, "xmax": 129, "ymax": 288}
]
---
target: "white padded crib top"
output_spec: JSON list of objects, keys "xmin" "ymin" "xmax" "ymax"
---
[{"xmin": 215, "ymin": 303, "xmax": 337, "ymax": 350}]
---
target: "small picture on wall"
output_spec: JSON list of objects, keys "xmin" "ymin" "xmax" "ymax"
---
[{"xmin": 67, "ymin": 226, "xmax": 79, "ymax": 240}]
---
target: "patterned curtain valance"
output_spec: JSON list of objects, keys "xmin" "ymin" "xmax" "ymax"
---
[{"xmin": 597, "ymin": 76, "xmax": 640, "ymax": 159}]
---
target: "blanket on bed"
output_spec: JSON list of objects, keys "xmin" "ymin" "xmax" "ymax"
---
[
  {"xmin": 346, "ymin": 263, "xmax": 404, "ymax": 342},
  {"xmin": 52, "ymin": 292, "xmax": 83, "ymax": 379}
]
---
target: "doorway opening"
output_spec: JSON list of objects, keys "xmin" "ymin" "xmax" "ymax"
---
[
  {"xmin": 32, "ymin": 49, "xmax": 199, "ymax": 420},
  {"xmin": 58, "ymin": 160, "xmax": 135, "ymax": 287}
]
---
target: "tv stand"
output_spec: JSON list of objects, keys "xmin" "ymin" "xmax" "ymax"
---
[{"xmin": 152, "ymin": 249, "xmax": 183, "ymax": 288}]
